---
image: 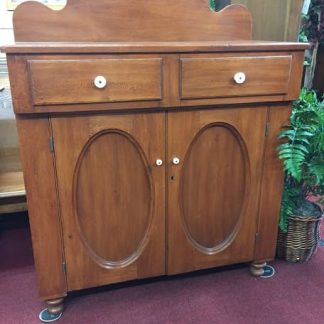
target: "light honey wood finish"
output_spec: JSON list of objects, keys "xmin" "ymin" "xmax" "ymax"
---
[
  {"xmin": 2, "ymin": 0, "xmax": 307, "ymax": 314},
  {"xmin": 0, "ymin": 172, "xmax": 25, "ymax": 199},
  {"xmin": 0, "ymin": 171, "xmax": 26, "ymax": 208},
  {"xmin": 0, "ymin": 110, "xmax": 26, "ymax": 212},
  {"xmin": 0, "ymin": 201, "xmax": 27, "ymax": 214},
  {"xmin": 0, "ymin": 118, "xmax": 21, "ymax": 174}
]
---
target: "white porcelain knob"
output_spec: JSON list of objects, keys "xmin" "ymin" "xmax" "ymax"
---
[
  {"xmin": 156, "ymin": 159, "xmax": 163, "ymax": 166},
  {"xmin": 94, "ymin": 76, "xmax": 107, "ymax": 89},
  {"xmin": 172, "ymin": 157, "xmax": 180, "ymax": 165},
  {"xmin": 233, "ymin": 72, "xmax": 246, "ymax": 84}
]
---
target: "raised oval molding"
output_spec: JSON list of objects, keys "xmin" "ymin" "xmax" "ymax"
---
[
  {"xmin": 72, "ymin": 129, "xmax": 154, "ymax": 269},
  {"xmin": 180, "ymin": 122, "xmax": 251, "ymax": 255}
]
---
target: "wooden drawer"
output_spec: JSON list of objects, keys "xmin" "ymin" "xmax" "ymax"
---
[
  {"xmin": 180, "ymin": 55, "xmax": 292, "ymax": 100},
  {"xmin": 28, "ymin": 58, "xmax": 162, "ymax": 105}
]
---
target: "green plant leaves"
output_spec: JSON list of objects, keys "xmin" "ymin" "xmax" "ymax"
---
[
  {"xmin": 279, "ymin": 186, "xmax": 302, "ymax": 232},
  {"xmin": 277, "ymin": 88, "xmax": 324, "ymax": 231},
  {"xmin": 277, "ymin": 125, "xmax": 314, "ymax": 181},
  {"xmin": 209, "ymin": 0, "xmax": 216, "ymax": 11}
]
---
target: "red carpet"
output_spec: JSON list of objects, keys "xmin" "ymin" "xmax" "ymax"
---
[{"xmin": 1, "ymin": 224, "xmax": 324, "ymax": 324}]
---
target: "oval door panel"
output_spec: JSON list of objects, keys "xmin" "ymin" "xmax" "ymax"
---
[
  {"xmin": 74, "ymin": 130, "xmax": 153, "ymax": 268},
  {"xmin": 181, "ymin": 123, "xmax": 248, "ymax": 253}
]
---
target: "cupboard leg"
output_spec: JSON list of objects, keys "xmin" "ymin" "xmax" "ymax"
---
[
  {"xmin": 47, "ymin": 298, "xmax": 64, "ymax": 314},
  {"xmin": 250, "ymin": 262, "xmax": 276, "ymax": 278},
  {"xmin": 250, "ymin": 261, "xmax": 267, "ymax": 277},
  {"xmin": 39, "ymin": 298, "xmax": 64, "ymax": 322}
]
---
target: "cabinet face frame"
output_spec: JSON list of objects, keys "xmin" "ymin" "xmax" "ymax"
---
[{"xmin": 6, "ymin": 51, "xmax": 304, "ymax": 114}]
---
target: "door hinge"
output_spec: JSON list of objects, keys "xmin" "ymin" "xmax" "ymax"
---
[
  {"xmin": 265, "ymin": 122, "xmax": 270, "ymax": 137},
  {"xmin": 49, "ymin": 136, "xmax": 55, "ymax": 153},
  {"xmin": 62, "ymin": 261, "xmax": 67, "ymax": 275},
  {"xmin": 255, "ymin": 232, "xmax": 260, "ymax": 243}
]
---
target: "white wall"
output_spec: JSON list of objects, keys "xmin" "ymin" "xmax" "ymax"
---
[
  {"xmin": 0, "ymin": 1, "xmax": 14, "ymax": 58},
  {"xmin": 0, "ymin": 1, "xmax": 14, "ymax": 118},
  {"xmin": 0, "ymin": 1, "xmax": 67, "ymax": 57}
]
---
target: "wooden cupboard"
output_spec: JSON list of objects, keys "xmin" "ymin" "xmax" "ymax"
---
[{"xmin": 1, "ymin": 0, "xmax": 308, "ymax": 317}]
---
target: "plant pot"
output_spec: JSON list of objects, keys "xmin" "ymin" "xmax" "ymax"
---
[{"xmin": 277, "ymin": 210, "xmax": 323, "ymax": 263}]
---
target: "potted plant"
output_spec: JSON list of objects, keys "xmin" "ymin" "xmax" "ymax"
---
[{"xmin": 277, "ymin": 88, "xmax": 324, "ymax": 262}]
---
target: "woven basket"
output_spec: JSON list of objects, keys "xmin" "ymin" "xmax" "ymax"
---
[{"xmin": 277, "ymin": 213, "xmax": 323, "ymax": 263}]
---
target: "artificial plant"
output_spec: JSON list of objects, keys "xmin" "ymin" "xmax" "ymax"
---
[
  {"xmin": 278, "ymin": 88, "xmax": 324, "ymax": 231},
  {"xmin": 209, "ymin": 0, "xmax": 217, "ymax": 11}
]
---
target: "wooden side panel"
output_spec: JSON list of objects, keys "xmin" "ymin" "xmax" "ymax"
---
[
  {"xmin": 15, "ymin": 117, "xmax": 67, "ymax": 300},
  {"xmin": 254, "ymin": 104, "xmax": 292, "ymax": 261},
  {"xmin": 13, "ymin": 2, "xmax": 252, "ymax": 42}
]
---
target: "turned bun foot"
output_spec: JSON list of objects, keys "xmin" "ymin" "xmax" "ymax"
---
[
  {"xmin": 46, "ymin": 298, "xmax": 64, "ymax": 314},
  {"xmin": 39, "ymin": 298, "xmax": 64, "ymax": 322},
  {"xmin": 250, "ymin": 261, "xmax": 267, "ymax": 277}
]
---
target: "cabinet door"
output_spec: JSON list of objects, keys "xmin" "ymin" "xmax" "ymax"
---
[
  {"xmin": 51, "ymin": 112, "xmax": 165, "ymax": 291},
  {"xmin": 167, "ymin": 107, "xmax": 268, "ymax": 274}
]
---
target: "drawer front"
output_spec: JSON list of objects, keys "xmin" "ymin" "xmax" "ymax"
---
[
  {"xmin": 180, "ymin": 56, "xmax": 292, "ymax": 100},
  {"xmin": 28, "ymin": 58, "xmax": 162, "ymax": 105}
]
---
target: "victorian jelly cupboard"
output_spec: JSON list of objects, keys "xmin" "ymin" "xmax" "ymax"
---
[{"xmin": 1, "ymin": 0, "xmax": 308, "ymax": 317}]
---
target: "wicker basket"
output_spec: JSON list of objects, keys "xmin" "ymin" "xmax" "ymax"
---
[{"xmin": 277, "ymin": 214, "xmax": 323, "ymax": 263}]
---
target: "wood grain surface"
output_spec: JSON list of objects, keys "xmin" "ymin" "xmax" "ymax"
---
[
  {"xmin": 6, "ymin": 51, "xmax": 305, "ymax": 114},
  {"xmin": 4, "ymin": 0, "xmax": 307, "ymax": 305},
  {"xmin": 1, "ymin": 41, "xmax": 309, "ymax": 54},
  {"xmin": 181, "ymin": 55, "xmax": 292, "ymax": 99},
  {"xmin": 167, "ymin": 106, "xmax": 268, "ymax": 274},
  {"xmin": 28, "ymin": 58, "xmax": 162, "ymax": 105},
  {"xmin": 12, "ymin": 2, "xmax": 252, "ymax": 42},
  {"xmin": 254, "ymin": 104, "xmax": 292, "ymax": 261},
  {"xmin": 51, "ymin": 112, "xmax": 165, "ymax": 291},
  {"xmin": 15, "ymin": 117, "xmax": 67, "ymax": 300}
]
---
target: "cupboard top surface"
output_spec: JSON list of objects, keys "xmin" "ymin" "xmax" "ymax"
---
[{"xmin": 2, "ymin": 41, "xmax": 309, "ymax": 54}]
